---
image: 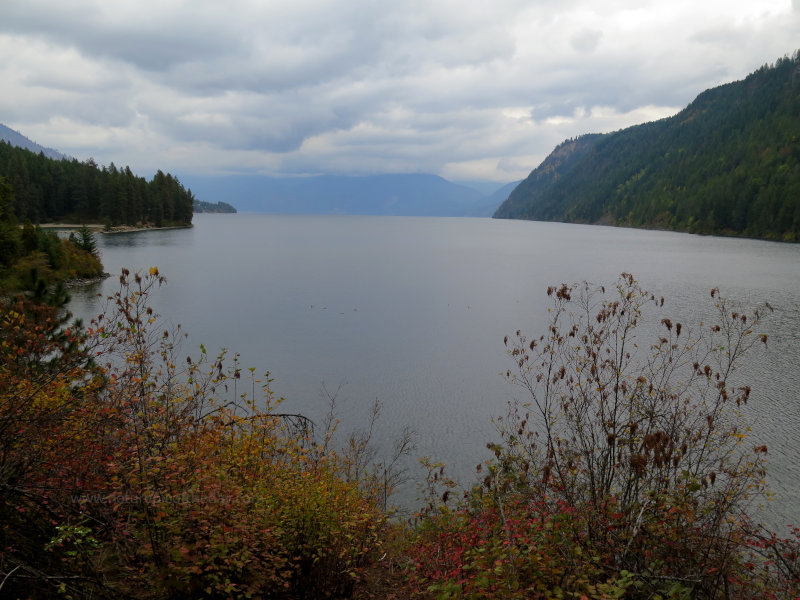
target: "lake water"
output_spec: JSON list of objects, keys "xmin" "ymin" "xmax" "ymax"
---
[{"xmin": 68, "ymin": 214, "xmax": 800, "ymax": 527}]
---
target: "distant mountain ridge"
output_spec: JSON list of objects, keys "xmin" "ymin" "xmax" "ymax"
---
[
  {"xmin": 494, "ymin": 51, "xmax": 800, "ymax": 241},
  {"xmin": 180, "ymin": 173, "xmax": 506, "ymax": 217},
  {"xmin": 471, "ymin": 179, "xmax": 523, "ymax": 216},
  {"xmin": 0, "ymin": 123, "xmax": 68, "ymax": 160},
  {"xmin": 0, "ymin": 123, "xmax": 514, "ymax": 218}
]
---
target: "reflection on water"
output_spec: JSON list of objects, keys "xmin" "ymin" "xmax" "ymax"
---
[{"xmin": 68, "ymin": 214, "xmax": 800, "ymax": 527}]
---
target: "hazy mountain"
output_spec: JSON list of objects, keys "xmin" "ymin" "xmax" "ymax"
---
[
  {"xmin": 454, "ymin": 180, "xmax": 511, "ymax": 196},
  {"xmin": 494, "ymin": 51, "xmax": 800, "ymax": 241},
  {"xmin": 471, "ymin": 179, "xmax": 523, "ymax": 216},
  {"xmin": 0, "ymin": 123, "xmax": 68, "ymax": 160},
  {"xmin": 180, "ymin": 173, "xmax": 491, "ymax": 217}
]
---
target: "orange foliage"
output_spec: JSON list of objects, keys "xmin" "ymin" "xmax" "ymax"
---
[{"xmin": 1, "ymin": 270, "xmax": 391, "ymax": 599}]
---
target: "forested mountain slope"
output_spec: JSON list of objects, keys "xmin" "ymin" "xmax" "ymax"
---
[
  {"xmin": 0, "ymin": 141, "xmax": 194, "ymax": 227},
  {"xmin": 493, "ymin": 135, "xmax": 603, "ymax": 220},
  {"xmin": 494, "ymin": 52, "xmax": 800, "ymax": 241}
]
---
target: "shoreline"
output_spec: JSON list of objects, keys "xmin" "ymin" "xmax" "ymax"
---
[
  {"xmin": 65, "ymin": 272, "xmax": 112, "ymax": 287},
  {"xmin": 37, "ymin": 223, "xmax": 193, "ymax": 234}
]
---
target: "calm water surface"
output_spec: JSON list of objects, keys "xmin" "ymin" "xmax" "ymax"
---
[{"xmin": 68, "ymin": 214, "xmax": 800, "ymax": 526}]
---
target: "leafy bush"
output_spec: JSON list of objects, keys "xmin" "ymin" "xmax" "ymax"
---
[
  {"xmin": 0, "ymin": 292, "xmax": 108, "ymax": 598},
  {"xmin": 0, "ymin": 269, "xmax": 395, "ymax": 599},
  {"xmin": 4, "ymin": 270, "xmax": 796, "ymax": 599},
  {"xmin": 408, "ymin": 273, "xmax": 789, "ymax": 599}
]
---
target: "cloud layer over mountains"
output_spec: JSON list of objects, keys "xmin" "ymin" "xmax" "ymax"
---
[{"xmin": 1, "ymin": 0, "xmax": 797, "ymax": 182}]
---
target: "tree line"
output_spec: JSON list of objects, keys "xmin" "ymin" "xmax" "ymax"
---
[
  {"xmin": 0, "ymin": 175, "xmax": 104, "ymax": 295},
  {"xmin": 0, "ymin": 142, "xmax": 194, "ymax": 227}
]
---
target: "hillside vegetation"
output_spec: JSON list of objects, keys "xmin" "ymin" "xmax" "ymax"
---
[
  {"xmin": 495, "ymin": 52, "xmax": 800, "ymax": 241},
  {"xmin": 2, "ymin": 270, "xmax": 799, "ymax": 599}
]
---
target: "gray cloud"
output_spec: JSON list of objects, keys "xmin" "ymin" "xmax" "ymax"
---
[
  {"xmin": 1, "ymin": 1, "xmax": 240, "ymax": 71},
  {"xmin": 1, "ymin": 0, "xmax": 797, "ymax": 182},
  {"xmin": 571, "ymin": 29, "xmax": 603, "ymax": 53}
]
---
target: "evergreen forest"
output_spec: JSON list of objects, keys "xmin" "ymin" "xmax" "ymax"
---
[
  {"xmin": 0, "ymin": 175, "xmax": 104, "ymax": 294},
  {"xmin": 0, "ymin": 142, "xmax": 194, "ymax": 227},
  {"xmin": 495, "ymin": 52, "xmax": 800, "ymax": 242}
]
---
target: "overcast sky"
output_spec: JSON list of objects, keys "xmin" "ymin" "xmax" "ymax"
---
[{"xmin": 1, "ymin": 0, "xmax": 798, "ymax": 183}]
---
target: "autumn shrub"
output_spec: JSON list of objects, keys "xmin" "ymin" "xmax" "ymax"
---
[
  {"xmin": 409, "ymin": 493, "xmax": 605, "ymax": 598},
  {"xmin": 408, "ymin": 273, "xmax": 784, "ymax": 599},
  {"xmin": 94, "ymin": 269, "xmax": 398, "ymax": 598},
  {"xmin": 0, "ymin": 292, "xmax": 110, "ymax": 598},
  {"xmin": 58, "ymin": 237, "xmax": 104, "ymax": 280},
  {"xmin": 723, "ymin": 524, "xmax": 800, "ymax": 600},
  {"xmin": 1, "ymin": 269, "xmax": 396, "ymax": 599},
  {"xmin": 1, "ymin": 225, "xmax": 103, "ymax": 293}
]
